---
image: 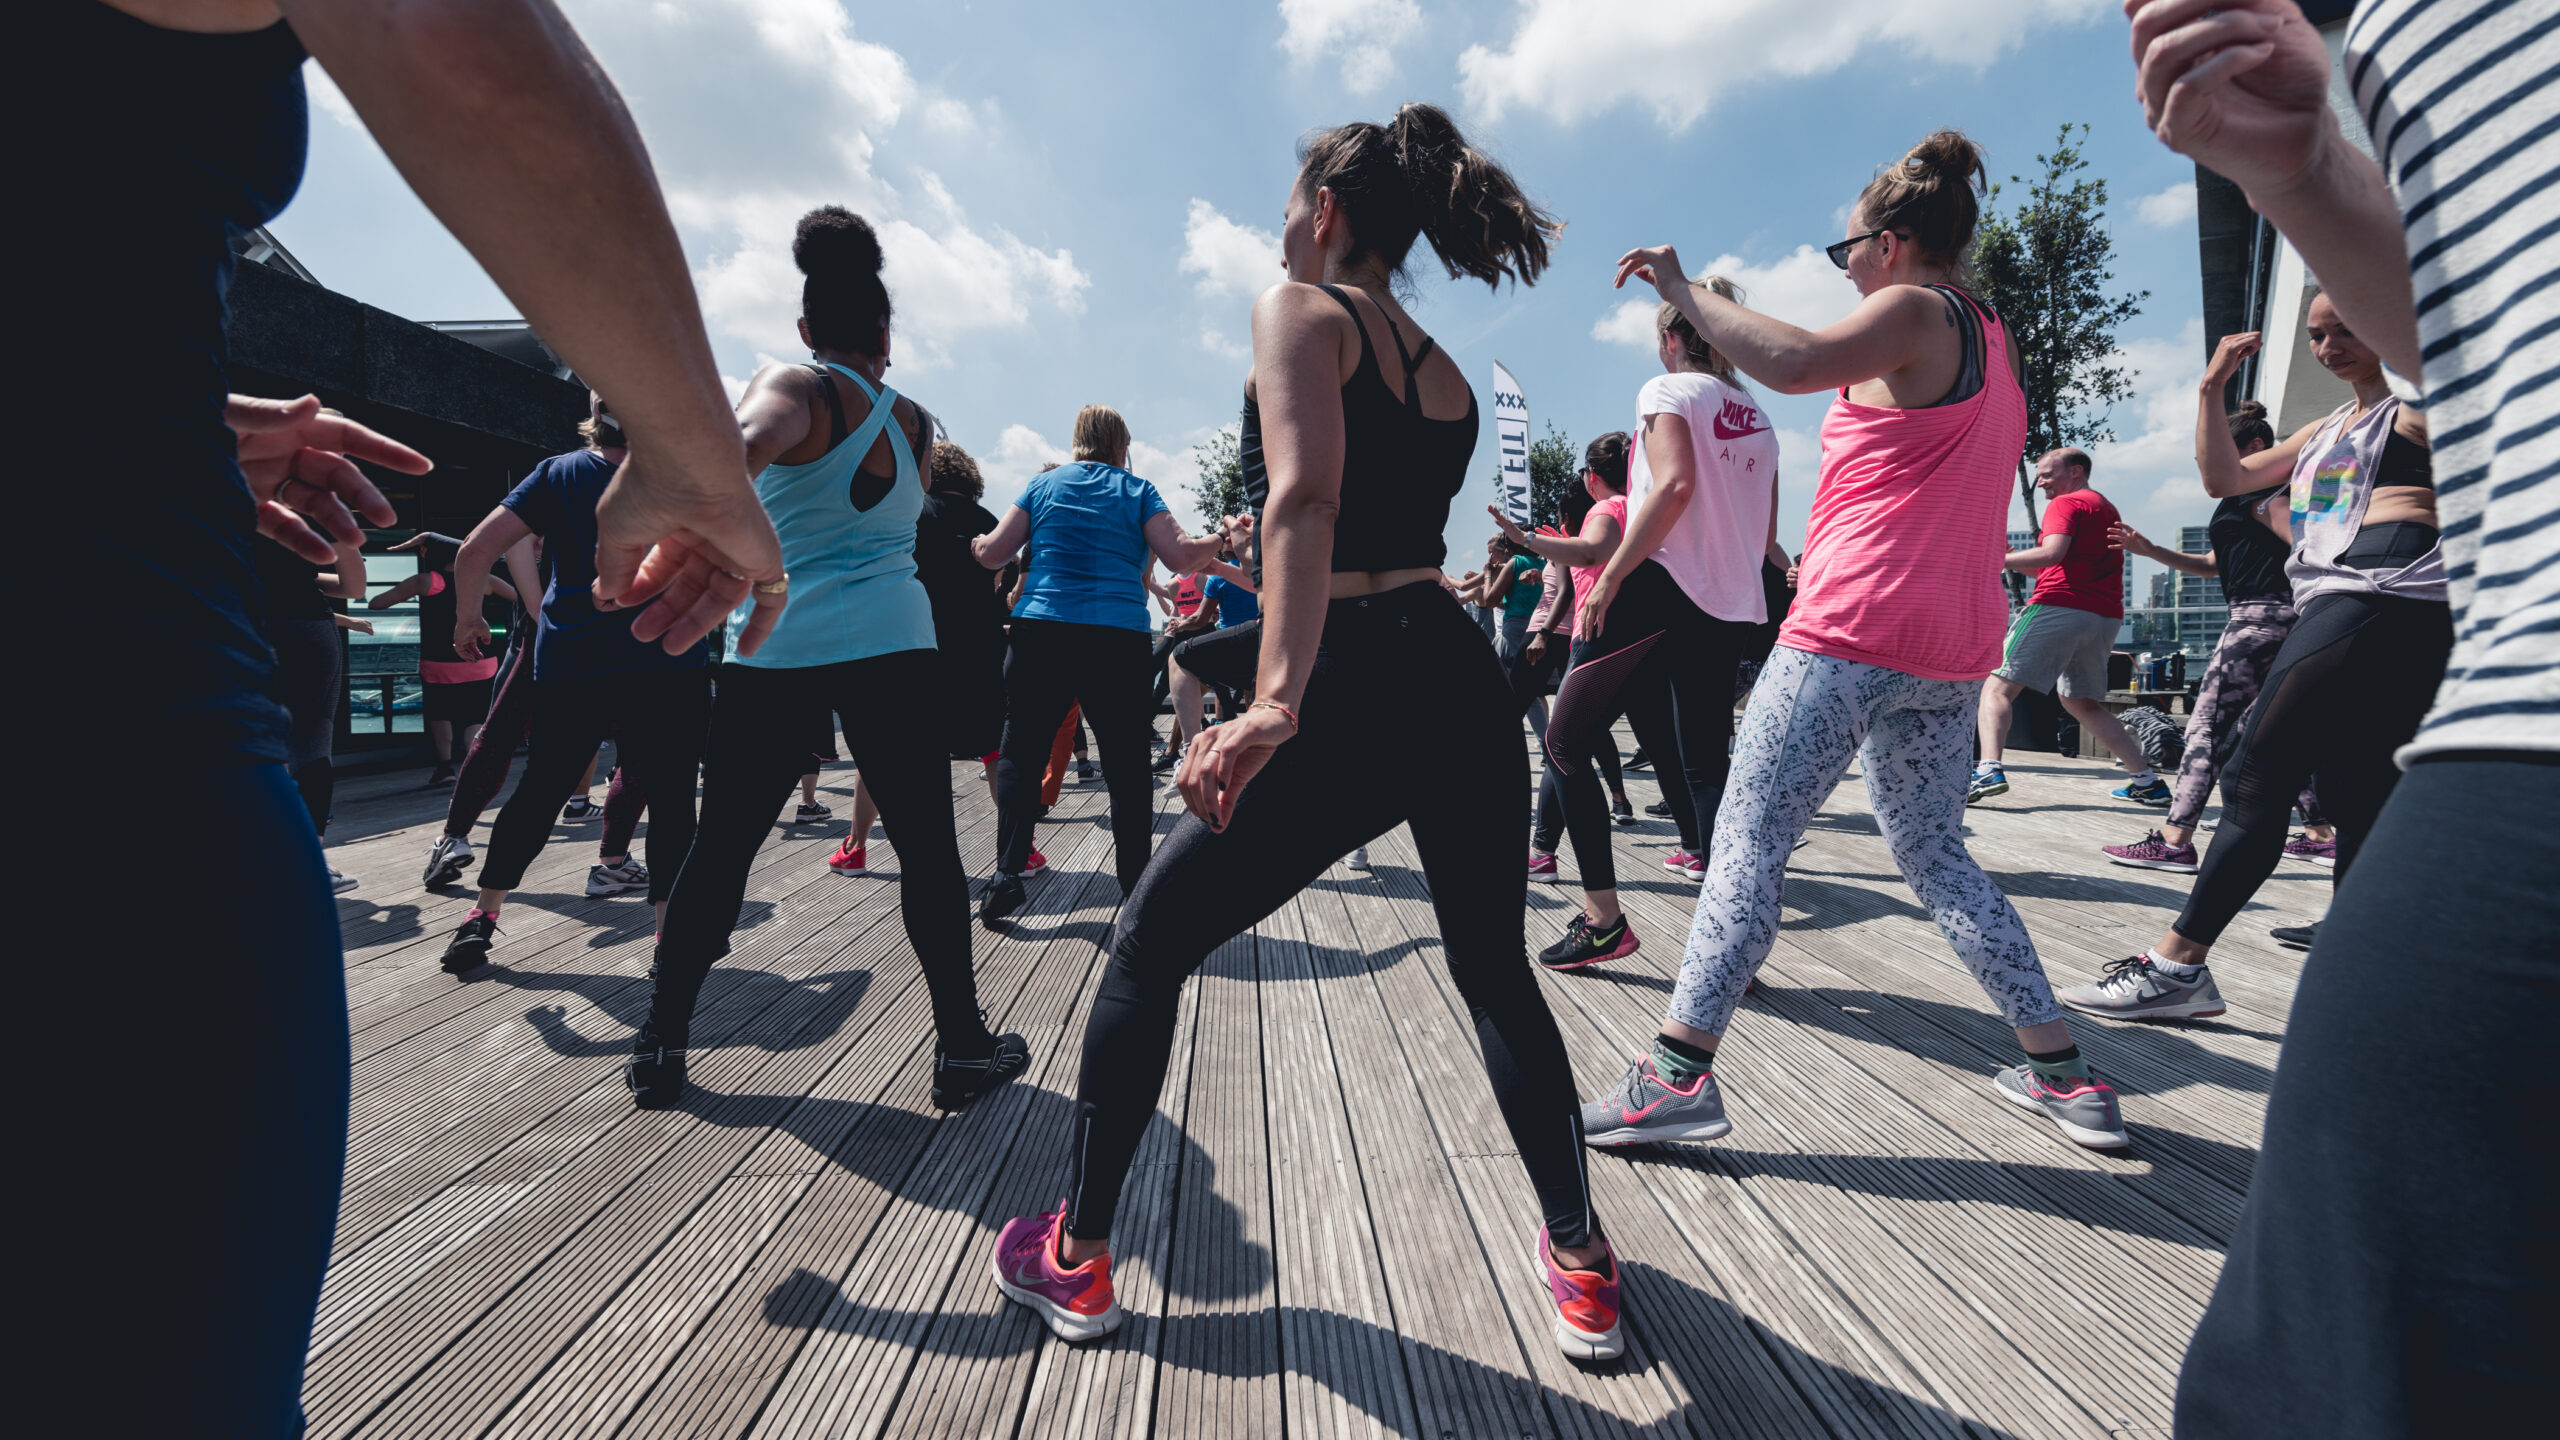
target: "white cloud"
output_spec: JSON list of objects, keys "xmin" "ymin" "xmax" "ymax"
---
[
  {"xmin": 2137, "ymin": 181, "xmax": 2198, "ymax": 228},
  {"xmin": 1277, "ymin": 0, "xmax": 1422, "ymax": 95},
  {"xmin": 557, "ymin": 0, "xmax": 1082, "ymax": 373},
  {"xmin": 1458, "ymin": 0, "xmax": 2105, "ymax": 130},
  {"xmin": 1593, "ymin": 245, "xmax": 1861, "ymax": 350},
  {"xmin": 977, "ymin": 425, "xmax": 1222, "ymax": 528},
  {"xmin": 1180, "ymin": 199, "xmax": 1284, "ymax": 298},
  {"xmin": 304, "ymin": 62, "xmax": 364, "ymax": 130}
]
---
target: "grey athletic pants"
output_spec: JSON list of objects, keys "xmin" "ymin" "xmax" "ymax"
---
[{"xmin": 1671, "ymin": 646, "xmax": 2062, "ymax": 1038}]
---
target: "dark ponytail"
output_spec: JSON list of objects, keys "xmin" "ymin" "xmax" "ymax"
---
[
  {"xmin": 2228, "ymin": 399, "xmax": 2275, "ymax": 452},
  {"xmin": 1853, "ymin": 129, "xmax": 1988, "ymax": 273},
  {"xmin": 794, "ymin": 205, "xmax": 891, "ymax": 354},
  {"xmin": 1296, "ymin": 102, "xmax": 1561, "ymax": 291}
]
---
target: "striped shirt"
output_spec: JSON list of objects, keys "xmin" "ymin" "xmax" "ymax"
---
[{"xmin": 2347, "ymin": 0, "xmax": 2560, "ymax": 759}]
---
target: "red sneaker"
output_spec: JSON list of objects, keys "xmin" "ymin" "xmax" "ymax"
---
[
  {"xmin": 827, "ymin": 840, "xmax": 867, "ymax": 875},
  {"xmin": 1023, "ymin": 849, "xmax": 1049, "ymax": 876},
  {"xmin": 992, "ymin": 1203, "xmax": 1123, "ymax": 1341},
  {"xmin": 1662, "ymin": 850, "xmax": 1705, "ymax": 880},
  {"xmin": 1527, "ymin": 852, "xmax": 1559, "ymax": 883},
  {"xmin": 1532, "ymin": 1229, "xmax": 1624, "ymax": 1360}
]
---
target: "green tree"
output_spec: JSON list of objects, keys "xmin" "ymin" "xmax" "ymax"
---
[
  {"xmin": 1190, "ymin": 425, "xmax": 1247, "ymax": 525},
  {"xmin": 1973, "ymin": 123, "xmax": 2149, "ymax": 518},
  {"xmin": 1489, "ymin": 421, "xmax": 1580, "ymax": 531}
]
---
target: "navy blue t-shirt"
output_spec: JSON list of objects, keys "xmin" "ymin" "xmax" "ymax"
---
[{"xmin": 502, "ymin": 451, "xmax": 708, "ymax": 679}]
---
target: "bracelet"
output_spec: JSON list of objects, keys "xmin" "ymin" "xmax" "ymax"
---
[{"xmin": 1248, "ymin": 699, "xmax": 1299, "ymax": 733}]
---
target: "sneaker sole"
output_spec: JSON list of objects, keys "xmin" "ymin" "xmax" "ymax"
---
[
  {"xmin": 422, "ymin": 854, "xmax": 475, "ymax": 888},
  {"xmin": 2120, "ymin": 794, "xmax": 2172, "ymax": 807},
  {"xmin": 585, "ymin": 882, "xmax": 648, "ymax": 896},
  {"xmin": 2103, "ymin": 854, "xmax": 2199, "ymax": 874},
  {"xmin": 1584, "ymin": 1115, "xmax": 1732, "ymax": 1147},
  {"xmin": 1967, "ymin": 781, "xmax": 2009, "ymax": 802},
  {"xmin": 1524, "ymin": 1255, "xmax": 1625, "ymax": 1361},
  {"xmin": 441, "ymin": 944, "xmax": 490, "ymax": 974},
  {"xmin": 828, "ymin": 863, "xmax": 870, "ymax": 876},
  {"xmin": 2059, "ymin": 995, "xmax": 2226, "ymax": 1022},
  {"xmin": 1993, "ymin": 1081, "xmax": 2129, "ymax": 1149},
  {"xmin": 1528, "ymin": 869, "xmax": 1560, "ymax": 884},
  {"xmin": 931, "ymin": 1060, "xmax": 1028, "ymax": 1112},
  {"xmin": 992, "ymin": 1265, "xmax": 1125, "ymax": 1342}
]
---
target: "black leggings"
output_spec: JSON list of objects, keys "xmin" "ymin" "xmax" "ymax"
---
[
  {"xmin": 651, "ymin": 651, "xmax": 986, "ymax": 1050},
  {"xmin": 2173, "ymin": 590, "xmax": 2452, "ymax": 945},
  {"xmin": 269, "ymin": 616, "xmax": 341, "ymax": 834},
  {"xmin": 1542, "ymin": 559, "xmax": 1752, "ymax": 887},
  {"xmin": 2177, "ymin": 754, "xmax": 2558, "ymax": 1437},
  {"xmin": 995, "ymin": 618, "xmax": 1158, "ymax": 890},
  {"xmin": 478, "ymin": 667, "xmax": 709, "ymax": 903},
  {"xmin": 1533, "ymin": 737, "xmax": 1620, "ymax": 854},
  {"xmin": 1062, "ymin": 583, "xmax": 1599, "ymax": 1249}
]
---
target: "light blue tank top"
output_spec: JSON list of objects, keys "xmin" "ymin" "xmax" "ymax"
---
[{"xmin": 726, "ymin": 363, "xmax": 938, "ymax": 669}]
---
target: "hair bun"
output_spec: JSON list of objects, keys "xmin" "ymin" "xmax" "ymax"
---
[
  {"xmin": 2231, "ymin": 399, "xmax": 2269, "ymax": 423},
  {"xmin": 794, "ymin": 205, "xmax": 884, "ymax": 278},
  {"xmin": 1903, "ymin": 129, "xmax": 1986, "ymax": 190}
]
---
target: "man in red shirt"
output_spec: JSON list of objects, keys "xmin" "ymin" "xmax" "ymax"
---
[{"xmin": 1971, "ymin": 449, "xmax": 2166, "ymax": 805}]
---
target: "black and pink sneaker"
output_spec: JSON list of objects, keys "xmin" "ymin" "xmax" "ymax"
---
[
  {"xmin": 1537, "ymin": 914, "xmax": 1639, "ymax": 971},
  {"xmin": 2101, "ymin": 830, "xmax": 2198, "ymax": 874},
  {"xmin": 1531, "ymin": 1229, "xmax": 1624, "ymax": 1360},
  {"xmin": 992, "ymin": 1203, "xmax": 1123, "ymax": 1342}
]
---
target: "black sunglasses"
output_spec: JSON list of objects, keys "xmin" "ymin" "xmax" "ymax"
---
[{"xmin": 1825, "ymin": 228, "xmax": 1895, "ymax": 270}]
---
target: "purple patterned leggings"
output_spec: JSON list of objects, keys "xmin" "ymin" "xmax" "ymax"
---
[{"xmin": 2170, "ymin": 600, "xmax": 2325, "ymax": 833}]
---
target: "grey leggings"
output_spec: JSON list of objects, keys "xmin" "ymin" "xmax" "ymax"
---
[{"xmin": 1672, "ymin": 646, "xmax": 2062, "ymax": 1038}]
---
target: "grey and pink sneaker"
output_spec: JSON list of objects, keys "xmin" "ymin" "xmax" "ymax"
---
[
  {"xmin": 1527, "ymin": 851, "xmax": 1559, "ymax": 883},
  {"xmin": 2283, "ymin": 833, "xmax": 2337, "ymax": 867},
  {"xmin": 2102, "ymin": 829, "xmax": 2199, "ymax": 873},
  {"xmin": 1531, "ymin": 1229, "xmax": 1625, "ymax": 1360},
  {"xmin": 992, "ymin": 1203, "xmax": 1123, "ymax": 1341},
  {"xmin": 1992, "ymin": 1064, "xmax": 2129, "ymax": 1149}
]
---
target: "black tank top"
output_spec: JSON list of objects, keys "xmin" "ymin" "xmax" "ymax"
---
[
  {"xmin": 416, "ymin": 571, "xmax": 464, "ymax": 667},
  {"xmin": 46, "ymin": 5, "xmax": 310, "ymax": 761},
  {"xmin": 1239, "ymin": 284, "xmax": 1478, "ymax": 578},
  {"xmin": 2209, "ymin": 486, "xmax": 2295, "ymax": 605}
]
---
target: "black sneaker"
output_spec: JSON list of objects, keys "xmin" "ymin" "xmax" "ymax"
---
[
  {"xmin": 427, "ymin": 763, "xmax": 457, "ymax": 788},
  {"xmin": 979, "ymin": 873, "xmax": 1026, "ymax": 929},
  {"xmin": 2270, "ymin": 922, "xmax": 2320, "ymax": 951},
  {"xmin": 1611, "ymin": 795, "xmax": 1636, "ymax": 825},
  {"xmin": 1538, "ymin": 914, "xmax": 1641, "ymax": 971},
  {"xmin": 1645, "ymin": 799, "xmax": 1675, "ymax": 818},
  {"xmin": 931, "ymin": 1030, "xmax": 1031, "ymax": 1110},
  {"xmin": 1152, "ymin": 744, "xmax": 1183, "ymax": 774},
  {"xmin": 441, "ymin": 910, "xmax": 497, "ymax": 973},
  {"xmin": 1075, "ymin": 760, "xmax": 1096, "ymax": 781},
  {"xmin": 625, "ymin": 1027, "xmax": 687, "ymax": 1109},
  {"xmin": 1623, "ymin": 749, "xmax": 1650, "ymax": 770}
]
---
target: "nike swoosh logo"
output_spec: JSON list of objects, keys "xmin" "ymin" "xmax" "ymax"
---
[
  {"xmin": 1622, "ymin": 1094, "xmax": 1670, "ymax": 1121},
  {"xmin": 1711, "ymin": 416, "xmax": 1769, "ymax": 439}
]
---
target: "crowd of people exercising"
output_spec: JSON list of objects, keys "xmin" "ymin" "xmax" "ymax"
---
[{"xmin": 51, "ymin": 0, "xmax": 2549, "ymax": 1434}]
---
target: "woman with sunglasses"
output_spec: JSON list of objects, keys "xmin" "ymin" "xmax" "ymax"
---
[{"xmin": 1581, "ymin": 129, "xmax": 2127, "ymax": 1154}]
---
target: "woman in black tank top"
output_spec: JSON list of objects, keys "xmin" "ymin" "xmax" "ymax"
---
[{"xmin": 990, "ymin": 105, "xmax": 1634, "ymax": 1363}]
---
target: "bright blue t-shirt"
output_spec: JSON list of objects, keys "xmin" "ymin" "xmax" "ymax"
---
[
  {"xmin": 502, "ymin": 451, "xmax": 708, "ymax": 679},
  {"xmin": 1010, "ymin": 461, "xmax": 1169, "ymax": 632},
  {"xmin": 1204, "ymin": 574, "xmax": 1259, "ymax": 627}
]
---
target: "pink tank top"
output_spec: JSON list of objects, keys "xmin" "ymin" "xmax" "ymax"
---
[
  {"xmin": 1568, "ymin": 495, "xmax": 1628, "ymax": 639},
  {"xmin": 1776, "ymin": 290, "xmax": 2026, "ymax": 681}
]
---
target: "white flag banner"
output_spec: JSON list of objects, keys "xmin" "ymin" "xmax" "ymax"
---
[{"xmin": 1492, "ymin": 360, "xmax": 1531, "ymax": 524}]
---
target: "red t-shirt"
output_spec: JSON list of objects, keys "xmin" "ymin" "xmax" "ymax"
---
[{"xmin": 2027, "ymin": 488, "xmax": 2125, "ymax": 619}]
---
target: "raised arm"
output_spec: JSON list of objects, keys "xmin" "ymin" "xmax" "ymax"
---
[
  {"xmin": 2126, "ymin": 0, "xmax": 2420, "ymax": 381},
  {"xmin": 1144, "ymin": 510, "xmax": 1248, "ymax": 576},
  {"xmin": 367, "ymin": 572, "xmax": 428, "ymax": 611},
  {"xmin": 314, "ymin": 535, "xmax": 369, "ymax": 601},
  {"xmin": 1197, "ymin": 556, "xmax": 1258, "ymax": 592},
  {"xmin": 452, "ymin": 504, "xmax": 535, "ymax": 660},
  {"xmin": 2194, "ymin": 333, "xmax": 2306, "ymax": 498},
  {"xmin": 2004, "ymin": 531, "xmax": 2072, "ymax": 574},
  {"xmin": 1183, "ymin": 282, "xmax": 1343, "ymax": 827},
  {"xmin": 1615, "ymin": 247, "xmax": 1945, "ymax": 396},
  {"xmin": 2114, "ymin": 522, "xmax": 2218, "ymax": 577},
  {"xmin": 1488, "ymin": 504, "xmax": 1622, "ymax": 568},
  {"xmin": 282, "ymin": 0, "xmax": 779, "ymax": 651}
]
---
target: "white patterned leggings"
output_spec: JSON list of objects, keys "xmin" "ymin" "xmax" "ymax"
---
[{"xmin": 1671, "ymin": 647, "xmax": 2063, "ymax": 1038}]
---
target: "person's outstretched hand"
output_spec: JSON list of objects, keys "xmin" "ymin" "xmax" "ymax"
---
[
  {"xmin": 2109, "ymin": 521, "xmax": 2159, "ymax": 561},
  {"xmin": 1178, "ymin": 704, "xmax": 1293, "ymax": 832},
  {"xmin": 228, "ymin": 394, "xmax": 419, "ymax": 561},
  {"xmin": 1485, "ymin": 504, "xmax": 1533, "ymax": 549},
  {"xmin": 1613, "ymin": 244, "xmax": 1687, "ymax": 298},
  {"xmin": 2126, "ymin": 0, "xmax": 2334, "ymax": 193},
  {"xmin": 2204, "ymin": 330, "xmax": 2262, "ymax": 387},
  {"xmin": 593, "ymin": 440, "xmax": 784, "ymax": 656}
]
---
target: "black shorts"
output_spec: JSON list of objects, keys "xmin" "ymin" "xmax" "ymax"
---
[
  {"xmin": 421, "ymin": 677, "xmax": 494, "ymax": 724},
  {"xmin": 1171, "ymin": 623, "xmax": 1260, "ymax": 696}
]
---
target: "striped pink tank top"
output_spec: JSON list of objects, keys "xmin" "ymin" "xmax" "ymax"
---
[{"xmin": 1776, "ymin": 288, "xmax": 2026, "ymax": 682}]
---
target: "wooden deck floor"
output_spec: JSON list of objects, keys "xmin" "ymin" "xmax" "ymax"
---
[{"xmin": 311, "ymin": 721, "xmax": 2325, "ymax": 1439}]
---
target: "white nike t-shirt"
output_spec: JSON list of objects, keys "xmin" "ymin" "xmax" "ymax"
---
[{"xmin": 1627, "ymin": 370, "xmax": 1780, "ymax": 623}]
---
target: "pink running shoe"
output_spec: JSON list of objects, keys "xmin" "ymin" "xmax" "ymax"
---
[
  {"xmin": 827, "ymin": 841, "xmax": 868, "ymax": 875},
  {"xmin": 992, "ymin": 1204, "xmax": 1123, "ymax": 1341},
  {"xmin": 1024, "ymin": 849, "xmax": 1050, "ymax": 876},
  {"xmin": 1527, "ymin": 851, "xmax": 1559, "ymax": 883},
  {"xmin": 1530, "ymin": 1229, "xmax": 1624, "ymax": 1360},
  {"xmin": 1662, "ymin": 850, "xmax": 1705, "ymax": 880},
  {"xmin": 2283, "ymin": 833, "xmax": 2337, "ymax": 867},
  {"xmin": 2102, "ymin": 829, "xmax": 2199, "ymax": 874}
]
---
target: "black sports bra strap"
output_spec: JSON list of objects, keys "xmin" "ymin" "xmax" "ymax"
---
[{"xmin": 805, "ymin": 364, "xmax": 850, "ymax": 450}]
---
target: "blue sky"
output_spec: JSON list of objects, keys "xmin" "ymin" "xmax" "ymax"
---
[{"xmin": 274, "ymin": 0, "xmax": 2219, "ymax": 598}]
